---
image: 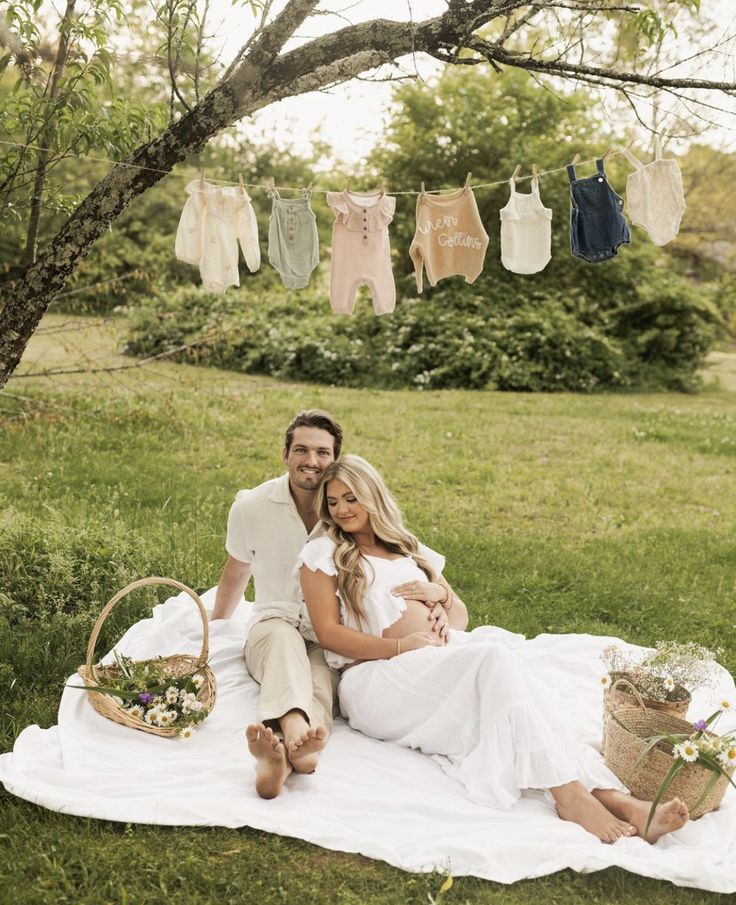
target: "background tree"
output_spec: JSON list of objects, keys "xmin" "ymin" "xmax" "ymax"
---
[{"xmin": 1, "ymin": 0, "xmax": 735, "ymax": 389}]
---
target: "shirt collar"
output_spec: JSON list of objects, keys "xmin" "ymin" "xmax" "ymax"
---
[{"xmin": 268, "ymin": 473, "xmax": 294, "ymax": 505}]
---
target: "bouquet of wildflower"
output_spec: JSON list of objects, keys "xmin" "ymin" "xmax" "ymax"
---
[
  {"xmin": 600, "ymin": 641, "xmax": 724, "ymax": 704},
  {"xmin": 625, "ymin": 700, "xmax": 736, "ymax": 835},
  {"xmin": 74, "ymin": 650, "xmax": 210, "ymax": 739}
]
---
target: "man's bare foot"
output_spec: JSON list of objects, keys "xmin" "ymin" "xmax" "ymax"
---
[
  {"xmin": 246, "ymin": 723, "xmax": 292, "ymax": 799},
  {"xmin": 552, "ymin": 782, "xmax": 637, "ymax": 843},
  {"xmin": 622, "ymin": 797, "xmax": 689, "ymax": 843},
  {"xmin": 286, "ymin": 725, "xmax": 328, "ymax": 774}
]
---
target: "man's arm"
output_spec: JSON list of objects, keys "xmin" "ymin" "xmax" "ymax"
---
[{"xmin": 211, "ymin": 555, "xmax": 252, "ymax": 620}]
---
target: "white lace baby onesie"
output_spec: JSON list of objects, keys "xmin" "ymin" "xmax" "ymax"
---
[
  {"xmin": 499, "ymin": 176, "xmax": 552, "ymax": 274},
  {"xmin": 175, "ymin": 179, "xmax": 261, "ymax": 292},
  {"xmin": 622, "ymin": 138, "xmax": 686, "ymax": 246}
]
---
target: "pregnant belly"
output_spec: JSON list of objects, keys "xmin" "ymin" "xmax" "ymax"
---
[{"xmin": 382, "ymin": 599, "xmax": 432, "ymax": 638}]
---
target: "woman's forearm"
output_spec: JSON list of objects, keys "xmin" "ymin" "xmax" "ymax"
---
[{"xmin": 317, "ymin": 622, "xmax": 398, "ymax": 661}]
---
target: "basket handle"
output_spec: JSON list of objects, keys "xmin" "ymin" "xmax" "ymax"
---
[
  {"xmin": 85, "ymin": 577, "xmax": 210, "ymax": 681},
  {"xmin": 608, "ymin": 677, "xmax": 648, "ymax": 713}
]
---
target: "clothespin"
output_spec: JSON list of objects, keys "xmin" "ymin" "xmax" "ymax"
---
[
  {"xmin": 464, "ymin": 171, "xmax": 472, "ymax": 187},
  {"xmin": 199, "ymin": 168, "xmax": 206, "ymax": 189},
  {"xmin": 511, "ymin": 164, "xmax": 522, "ymax": 180},
  {"xmin": 379, "ymin": 176, "xmax": 387, "ymax": 193},
  {"xmin": 420, "ymin": 180, "xmax": 426, "ymax": 194},
  {"xmin": 532, "ymin": 163, "xmax": 538, "ymax": 179},
  {"xmin": 602, "ymin": 147, "xmax": 615, "ymax": 161},
  {"xmin": 267, "ymin": 176, "xmax": 275, "ymax": 193},
  {"xmin": 238, "ymin": 173, "xmax": 246, "ymax": 193},
  {"xmin": 570, "ymin": 153, "xmax": 581, "ymax": 166}
]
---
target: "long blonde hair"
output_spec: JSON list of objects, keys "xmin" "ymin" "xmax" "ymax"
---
[{"xmin": 315, "ymin": 455, "xmax": 437, "ymax": 627}]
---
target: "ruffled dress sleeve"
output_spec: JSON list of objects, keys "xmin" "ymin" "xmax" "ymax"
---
[
  {"xmin": 296, "ymin": 535, "xmax": 338, "ymax": 576},
  {"xmin": 326, "ymin": 190, "xmax": 349, "ymax": 224},
  {"xmin": 417, "ymin": 542, "xmax": 446, "ymax": 577}
]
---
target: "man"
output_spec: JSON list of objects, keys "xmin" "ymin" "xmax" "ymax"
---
[
  {"xmin": 212, "ymin": 409, "xmax": 448, "ymax": 799},
  {"xmin": 211, "ymin": 409, "xmax": 342, "ymax": 798}
]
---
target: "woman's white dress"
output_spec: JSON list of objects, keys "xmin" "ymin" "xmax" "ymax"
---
[{"xmin": 297, "ymin": 535, "xmax": 626, "ymax": 810}]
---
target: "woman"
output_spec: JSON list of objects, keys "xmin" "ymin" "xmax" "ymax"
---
[{"xmin": 298, "ymin": 455, "xmax": 689, "ymax": 844}]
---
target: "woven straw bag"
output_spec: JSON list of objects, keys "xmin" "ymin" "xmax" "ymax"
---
[
  {"xmin": 78, "ymin": 576, "xmax": 216, "ymax": 738},
  {"xmin": 601, "ymin": 676, "xmax": 690, "ymax": 746},
  {"xmin": 603, "ymin": 679, "xmax": 733, "ymax": 819}
]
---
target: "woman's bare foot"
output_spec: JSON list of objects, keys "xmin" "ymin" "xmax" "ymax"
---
[
  {"xmin": 246, "ymin": 723, "xmax": 292, "ymax": 799},
  {"xmin": 594, "ymin": 790, "xmax": 689, "ymax": 843},
  {"xmin": 286, "ymin": 725, "xmax": 328, "ymax": 774},
  {"xmin": 551, "ymin": 781, "xmax": 637, "ymax": 843}
]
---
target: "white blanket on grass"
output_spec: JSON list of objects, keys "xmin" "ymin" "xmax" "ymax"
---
[{"xmin": 1, "ymin": 588, "xmax": 735, "ymax": 893}]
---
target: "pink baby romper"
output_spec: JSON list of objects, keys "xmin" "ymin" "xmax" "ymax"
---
[{"xmin": 326, "ymin": 189, "xmax": 397, "ymax": 316}]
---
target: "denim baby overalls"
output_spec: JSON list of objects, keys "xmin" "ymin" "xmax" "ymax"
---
[{"xmin": 567, "ymin": 159, "xmax": 630, "ymax": 263}]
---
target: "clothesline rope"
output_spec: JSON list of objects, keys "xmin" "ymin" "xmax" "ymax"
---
[{"xmin": 0, "ymin": 137, "xmax": 623, "ymax": 195}]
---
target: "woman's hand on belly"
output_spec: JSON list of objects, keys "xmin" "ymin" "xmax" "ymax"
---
[{"xmin": 383, "ymin": 599, "xmax": 449, "ymax": 643}]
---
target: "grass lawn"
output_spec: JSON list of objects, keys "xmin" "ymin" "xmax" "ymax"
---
[{"xmin": 1, "ymin": 314, "xmax": 735, "ymax": 904}]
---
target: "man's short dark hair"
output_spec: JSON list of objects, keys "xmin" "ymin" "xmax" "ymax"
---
[{"xmin": 284, "ymin": 410, "xmax": 343, "ymax": 458}]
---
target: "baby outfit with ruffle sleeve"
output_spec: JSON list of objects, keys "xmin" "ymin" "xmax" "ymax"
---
[
  {"xmin": 175, "ymin": 179, "xmax": 260, "ymax": 292},
  {"xmin": 326, "ymin": 189, "xmax": 397, "ymax": 316},
  {"xmin": 295, "ymin": 534, "xmax": 445, "ymax": 670},
  {"xmin": 622, "ymin": 137, "xmax": 686, "ymax": 246},
  {"xmin": 499, "ymin": 176, "xmax": 552, "ymax": 274}
]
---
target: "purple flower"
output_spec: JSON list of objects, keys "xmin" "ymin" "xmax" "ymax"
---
[
  {"xmin": 138, "ymin": 692, "xmax": 154, "ymax": 704},
  {"xmin": 692, "ymin": 719, "xmax": 708, "ymax": 732}
]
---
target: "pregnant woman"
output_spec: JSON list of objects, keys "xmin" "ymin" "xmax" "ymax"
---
[{"xmin": 298, "ymin": 455, "xmax": 689, "ymax": 844}]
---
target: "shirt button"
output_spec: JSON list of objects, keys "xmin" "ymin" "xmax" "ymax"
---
[{"xmin": 598, "ymin": 177, "xmax": 604, "ymax": 182}]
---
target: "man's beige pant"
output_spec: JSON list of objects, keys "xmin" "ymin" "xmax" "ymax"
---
[{"xmin": 245, "ymin": 617, "xmax": 339, "ymax": 734}]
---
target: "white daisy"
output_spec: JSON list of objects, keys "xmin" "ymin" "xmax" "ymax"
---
[
  {"xmin": 718, "ymin": 747, "xmax": 736, "ymax": 767},
  {"xmin": 144, "ymin": 707, "xmax": 162, "ymax": 726},
  {"xmin": 599, "ymin": 675, "xmax": 611, "ymax": 688},
  {"xmin": 192, "ymin": 674, "xmax": 204, "ymax": 690},
  {"xmin": 157, "ymin": 709, "xmax": 178, "ymax": 727},
  {"xmin": 179, "ymin": 726, "xmax": 196, "ymax": 740},
  {"xmin": 165, "ymin": 686, "xmax": 179, "ymax": 704},
  {"xmin": 663, "ymin": 676, "xmax": 675, "ymax": 692},
  {"xmin": 127, "ymin": 704, "xmax": 145, "ymax": 721},
  {"xmin": 673, "ymin": 741, "xmax": 699, "ymax": 763}
]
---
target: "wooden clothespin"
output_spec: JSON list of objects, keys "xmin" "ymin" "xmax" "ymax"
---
[
  {"xmin": 602, "ymin": 147, "xmax": 615, "ymax": 161},
  {"xmin": 199, "ymin": 168, "xmax": 206, "ymax": 189},
  {"xmin": 464, "ymin": 171, "xmax": 473, "ymax": 187},
  {"xmin": 420, "ymin": 180, "xmax": 426, "ymax": 194},
  {"xmin": 238, "ymin": 173, "xmax": 246, "ymax": 193},
  {"xmin": 379, "ymin": 176, "xmax": 387, "ymax": 193},
  {"xmin": 267, "ymin": 176, "xmax": 275, "ymax": 193},
  {"xmin": 532, "ymin": 163, "xmax": 538, "ymax": 179},
  {"xmin": 570, "ymin": 153, "xmax": 581, "ymax": 166},
  {"xmin": 511, "ymin": 164, "xmax": 522, "ymax": 180}
]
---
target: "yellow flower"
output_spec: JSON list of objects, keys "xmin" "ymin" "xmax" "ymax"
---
[
  {"xmin": 600, "ymin": 675, "xmax": 611, "ymax": 688},
  {"xmin": 721, "ymin": 700, "xmax": 732, "ymax": 710}
]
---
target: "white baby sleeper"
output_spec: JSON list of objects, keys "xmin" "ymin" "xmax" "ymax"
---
[
  {"xmin": 499, "ymin": 176, "xmax": 552, "ymax": 274},
  {"xmin": 622, "ymin": 137, "xmax": 686, "ymax": 246},
  {"xmin": 175, "ymin": 179, "xmax": 261, "ymax": 292}
]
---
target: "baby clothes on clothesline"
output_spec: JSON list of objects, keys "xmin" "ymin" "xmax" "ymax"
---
[
  {"xmin": 622, "ymin": 137, "xmax": 686, "ymax": 247},
  {"xmin": 567, "ymin": 159, "xmax": 630, "ymax": 264},
  {"xmin": 409, "ymin": 175, "xmax": 489, "ymax": 292},
  {"xmin": 268, "ymin": 187, "xmax": 319, "ymax": 289},
  {"xmin": 175, "ymin": 179, "xmax": 260, "ymax": 292},
  {"xmin": 499, "ymin": 175, "xmax": 552, "ymax": 275},
  {"xmin": 326, "ymin": 189, "xmax": 397, "ymax": 316}
]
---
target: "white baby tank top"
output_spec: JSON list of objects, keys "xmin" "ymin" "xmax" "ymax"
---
[
  {"xmin": 622, "ymin": 137, "xmax": 686, "ymax": 247},
  {"xmin": 499, "ymin": 176, "xmax": 552, "ymax": 274}
]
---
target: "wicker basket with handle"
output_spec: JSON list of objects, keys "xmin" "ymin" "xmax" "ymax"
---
[
  {"xmin": 603, "ymin": 679, "xmax": 733, "ymax": 819},
  {"xmin": 77, "ymin": 576, "xmax": 216, "ymax": 738}
]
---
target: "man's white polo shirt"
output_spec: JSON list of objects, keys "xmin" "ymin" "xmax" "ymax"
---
[{"xmin": 226, "ymin": 473, "xmax": 322, "ymax": 637}]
